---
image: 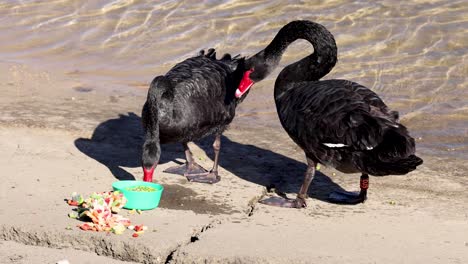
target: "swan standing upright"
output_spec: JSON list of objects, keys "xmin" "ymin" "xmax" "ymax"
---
[{"xmin": 256, "ymin": 20, "xmax": 423, "ymax": 207}]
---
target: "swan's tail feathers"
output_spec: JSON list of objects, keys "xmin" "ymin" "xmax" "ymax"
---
[
  {"xmin": 360, "ymin": 154, "xmax": 423, "ymax": 176},
  {"xmin": 355, "ymin": 123, "xmax": 423, "ymax": 176},
  {"xmin": 374, "ymin": 124, "xmax": 416, "ymax": 162}
]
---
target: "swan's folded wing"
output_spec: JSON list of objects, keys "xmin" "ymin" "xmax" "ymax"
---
[
  {"xmin": 166, "ymin": 56, "xmax": 236, "ymax": 98},
  {"xmin": 277, "ymin": 80, "xmax": 391, "ymax": 152}
]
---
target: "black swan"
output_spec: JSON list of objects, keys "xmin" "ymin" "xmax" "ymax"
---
[
  {"xmin": 141, "ymin": 24, "xmax": 287, "ymax": 184},
  {"xmin": 142, "ymin": 49, "xmax": 247, "ymax": 183},
  {"xmin": 257, "ymin": 20, "xmax": 423, "ymax": 207}
]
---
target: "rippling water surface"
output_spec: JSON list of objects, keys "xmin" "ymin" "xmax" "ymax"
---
[{"xmin": 1, "ymin": 0, "xmax": 466, "ymax": 157}]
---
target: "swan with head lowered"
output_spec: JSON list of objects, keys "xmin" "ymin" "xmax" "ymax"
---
[
  {"xmin": 141, "ymin": 21, "xmax": 295, "ymax": 184},
  {"xmin": 142, "ymin": 49, "xmax": 251, "ymax": 183},
  {"xmin": 253, "ymin": 20, "xmax": 423, "ymax": 207}
]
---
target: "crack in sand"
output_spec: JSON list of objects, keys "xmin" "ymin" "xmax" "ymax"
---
[
  {"xmin": 245, "ymin": 189, "xmax": 267, "ymax": 217},
  {"xmin": 165, "ymin": 219, "xmax": 221, "ymax": 263}
]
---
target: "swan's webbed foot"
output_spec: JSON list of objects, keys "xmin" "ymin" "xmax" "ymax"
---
[
  {"xmin": 328, "ymin": 190, "xmax": 367, "ymax": 205},
  {"xmin": 186, "ymin": 171, "xmax": 220, "ymax": 184},
  {"xmin": 259, "ymin": 195, "xmax": 307, "ymax": 209},
  {"xmin": 259, "ymin": 158, "xmax": 315, "ymax": 209},
  {"xmin": 163, "ymin": 163, "xmax": 207, "ymax": 176}
]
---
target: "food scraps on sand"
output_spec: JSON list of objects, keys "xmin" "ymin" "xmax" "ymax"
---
[
  {"xmin": 66, "ymin": 191, "xmax": 146, "ymax": 236},
  {"xmin": 128, "ymin": 224, "xmax": 148, "ymax": 238}
]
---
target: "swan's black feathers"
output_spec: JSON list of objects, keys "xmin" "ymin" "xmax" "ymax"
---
[
  {"xmin": 278, "ymin": 80, "xmax": 383, "ymax": 150},
  {"xmin": 143, "ymin": 48, "xmax": 246, "ymax": 144},
  {"xmin": 276, "ymin": 79, "xmax": 422, "ymax": 175}
]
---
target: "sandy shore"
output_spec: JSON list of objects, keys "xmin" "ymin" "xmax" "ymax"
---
[{"xmin": 1, "ymin": 62, "xmax": 467, "ymax": 263}]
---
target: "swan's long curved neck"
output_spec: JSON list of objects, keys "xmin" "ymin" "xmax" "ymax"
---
[{"xmin": 261, "ymin": 21, "xmax": 337, "ymax": 99}]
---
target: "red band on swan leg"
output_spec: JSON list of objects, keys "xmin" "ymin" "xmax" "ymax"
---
[
  {"xmin": 360, "ymin": 178, "xmax": 369, "ymax": 190},
  {"xmin": 143, "ymin": 166, "xmax": 156, "ymax": 182}
]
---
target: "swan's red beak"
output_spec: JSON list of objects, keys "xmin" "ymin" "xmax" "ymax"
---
[
  {"xmin": 235, "ymin": 69, "xmax": 254, "ymax": 98},
  {"xmin": 143, "ymin": 166, "xmax": 155, "ymax": 182}
]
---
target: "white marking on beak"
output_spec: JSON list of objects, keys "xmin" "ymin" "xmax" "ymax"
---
[{"xmin": 235, "ymin": 82, "xmax": 253, "ymax": 98}]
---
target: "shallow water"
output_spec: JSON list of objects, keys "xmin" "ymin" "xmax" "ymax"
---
[{"xmin": 1, "ymin": 0, "xmax": 467, "ymax": 157}]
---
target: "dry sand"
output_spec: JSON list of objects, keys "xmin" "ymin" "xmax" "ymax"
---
[{"xmin": 1, "ymin": 62, "xmax": 467, "ymax": 263}]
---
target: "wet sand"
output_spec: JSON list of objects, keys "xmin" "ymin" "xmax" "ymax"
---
[{"xmin": 1, "ymin": 62, "xmax": 467, "ymax": 263}]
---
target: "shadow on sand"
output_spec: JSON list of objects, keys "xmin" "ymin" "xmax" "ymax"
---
[{"xmin": 74, "ymin": 112, "xmax": 348, "ymax": 203}]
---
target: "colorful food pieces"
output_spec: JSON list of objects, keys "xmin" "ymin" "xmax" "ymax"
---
[
  {"xmin": 128, "ymin": 224, "xmax": 148, "ymax": 238},
  {"xmin": 67, "ymin": 200, "xmax": 79, "ymax": 206},
  {"xmin": 134, "ymin": 224, "xmax": 144, "ymax": 232},
  {"xmin": 72, "ymin": 192, "xmax": 84, "ymax": 204},
  {"xmin": 68, "ymin": 212, "xmax": 78, "ymax": 219},
  {"xmin": 110, "ymin": 223, "xmax": 127, "ymax": 235},
  {"xmin": 83, "ymin": 191, "xmax": 127, "ymax": 213},
  {"xmin": 67, "ymin": 192, "xmax": 84, "ymax": 206},
  {"xmin": 67, "ymin": 191, "xmax": 136, "ymax": 236},
  {"xmin": 79, "ymin": 223, "xmax": 94, "ymax": 231}
]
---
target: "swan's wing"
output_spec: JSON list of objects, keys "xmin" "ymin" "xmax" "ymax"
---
[
  {"xmin": 165, "ymin": 56, "xmax": 241, "ymax": 100},
  {"xmin": 278, "ymin": 80, "xmax": 392, "ymax": 152},
  {"xmin": 348, "ymin": 81, "xmax": 399, "ymax": 121}
]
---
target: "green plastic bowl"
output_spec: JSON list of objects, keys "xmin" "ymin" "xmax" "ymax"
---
[{"xmin": 112, "ymin": 180, "xmax": 164, "ymax": 210}]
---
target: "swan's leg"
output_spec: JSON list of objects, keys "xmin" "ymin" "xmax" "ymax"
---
[
  {"xmin": 186, "ymin": 134, "xmax": 221, "ymax": 184},
  {"xmin": 259, "ymin": 158, "xmax": 316, "ymax": 208},
  {"xmin": 163, "ymin": 142, "xmax": 207, "ymax": 176},
  {"xmin": 328, "ymin": 174, "xmax": 368, "ymax": 204}
]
